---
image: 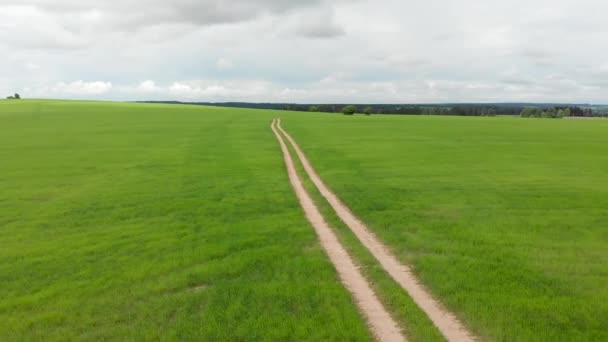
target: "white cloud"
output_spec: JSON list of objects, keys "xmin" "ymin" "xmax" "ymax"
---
[
  {"xmin": 24, "ymin": 62, "xmax": 40, "ymax": 71},
  {"xmin": 166, "ymin": 80, "xmax": 271, "ymax": 100},
  {"xmin": 283, "ymin": 7, "xmax": 345, "ymax": 38},
  {"xmin": 2, "ymin": 0, "xmax": 608, "ymax": 103},
  {"xmin": 216, "ymin": 58, "xmax": 234, "ymax": 70},
  {"xmin": 10, "ymin": 0, "xmax": 326, "ymax": 31},
  {"xmin": 51, "ymin": 81, "xmax": 113, "ymax": 95},
  {"xmin": 136, "ymin": 80, "xmax": 161, "ymax": 93},
  {"xmin": 15, "ymin": 75, "xmax": 608, "ymax": 103},
  {"xmin": 0, "ymin": 5, "xmax": 87, "ymax": 49}
]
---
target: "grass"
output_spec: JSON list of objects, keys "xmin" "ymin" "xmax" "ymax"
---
[
  {"xmin": 0, "ymin": 100, "xmax": 371, "ymax": 341},
  {"xmin": 280, "ymin": 112, "xmax": 608, "ymax": 341},
  {"xmin": 4, "ymin": 100, "xmax": 607, "ymax": 341}
]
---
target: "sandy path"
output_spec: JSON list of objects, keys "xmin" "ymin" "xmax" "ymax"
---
[
  {"xmin": 276, "ymin": 119, "xmax": 475, "ymax": 342},
  {"xmin": 271, "ymin": 119, "xmax": 405, "ymax": 342}
]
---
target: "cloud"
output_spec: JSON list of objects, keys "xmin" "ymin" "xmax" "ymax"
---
[
  {"xmin": 14, "ymin": 0, "xmax": 325, "ymax": 30},
  {"xmin": 166, "ymin": 80, "xmax": 272, "ymax": 100},
  {"xmin": 0, "ymin": 5, "xmax": 87, "ymax": 49},
  {"xmin": 216, "ymin": 58, "xmax": 234, "ymax": 70},
  {"xmin": 286, "ymin": 8, "xmax": 345, "ymax": 38},
  {"xmin": 52, "ymin": 81, "xmax": 113, "ymax": 95},
  {"xmin": 0, "ymin": 1, "xmax": 332, "ymax": 50},
  {"xmin": 168, "ymin": 82, "xmax": 232, "ymax": 99},
  {"xmin": 135, "ymin": 80, "xmax": 161, "ymax": 93},
  {"xmin": 3, "ymin": 0, "xmax": 608, "ymax": 103},
  {"xmin": 382, "ymin": 54, "xmax": 429, "ymax": 69},
  {"xmin": 15, "ymin": 73, "xmax": 608, "ymax": 104},
  {"xmin": 23, "ymin": 62, "xmax": 41, "ymax": 71}
]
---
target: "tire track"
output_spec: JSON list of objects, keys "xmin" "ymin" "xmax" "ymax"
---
[
  {"xmin": 276, "ymin": 119, "xmax": 475, "ymax": 342},
  {"xmin": 270, "ymin": 119, "xmax": 405, "ymax": 342}
]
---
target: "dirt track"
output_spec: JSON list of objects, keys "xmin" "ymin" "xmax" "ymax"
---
[
  {"xmin": 270, "ymin": 119, "xmax": 405, "ymax": 342},
  {"xmin": 276, "ymin": 119, "xmax": 475, "ymax": 342}
]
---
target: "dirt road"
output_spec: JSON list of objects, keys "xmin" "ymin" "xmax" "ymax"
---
[
  {"xmin": 270, "ymin": 119, "xmax": 405, "ymax": 342},
  {"xmin": 276, "ymin": 119, "xmax": 474, "ymax": 342}
]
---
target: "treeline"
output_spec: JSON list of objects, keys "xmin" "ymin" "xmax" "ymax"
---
[
  {"xmin": 139, "ymin": 101, "xmax": 605, "ymax": 117},
  {"xmin": 520, "ymin": 106, "xmax": 595, "ymax": 118},
  {"xmin": 272, "ymin": 103, "xmax": 523, "ymax": 116},
  {"xmin": 285, "ymin": 103, "xmax": 602, "ymax": 117}
]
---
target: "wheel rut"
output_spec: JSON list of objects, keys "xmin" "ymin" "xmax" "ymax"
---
[
  {"xmin": 276, "ymin": 118, "xmax": 475, "ymax": 342},
  {"xmin": 270, "ymin": 118, "xmax": 405, "ymax": 342}
]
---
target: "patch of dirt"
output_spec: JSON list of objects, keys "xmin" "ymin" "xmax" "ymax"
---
[
  {"xmin": 271, "ymin": 119, "xmax": 405, "ymax": 342},
  {"xmin": 277, "ymin": 119, "xmax": 475, "ymax": 342},
  {"xmin": 190, "ymin": 284, "xmax": 208, "ymax": 292},
  {"xmin": 161, "ymin": 284, "xmax": 209, "ymax": 296}
]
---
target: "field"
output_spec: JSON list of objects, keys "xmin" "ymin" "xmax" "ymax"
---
[
  {"xmin": 0, "ymin": 100, "xmax": 370, "ymax": 340},
  {"xmin": 2, "ymin": 100, "xmax": 607, "ymax": 341},
  {"xmin": 280, "ymin": 113, "xmax": 608, "ymax": 341}
]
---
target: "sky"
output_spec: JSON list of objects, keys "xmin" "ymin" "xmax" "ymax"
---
[{"xmin": 1, "ymin": 0, "xmax": 608, "ymax": 103}]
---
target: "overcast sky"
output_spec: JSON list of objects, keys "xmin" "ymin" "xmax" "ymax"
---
[{"xmin": 1, "ymin": 0, "xmax": 608, "ymax": 103}]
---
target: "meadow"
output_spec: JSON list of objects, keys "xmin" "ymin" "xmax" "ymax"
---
[
  {"xmin": 0, "ymin": 100, "xmax": 371, "ymax": 341},
  {"xmin": 281, "ymin": 112, "xmax": 608, "ymax": 341},
  {"xmin": 2, "ymin": 100, "xmax": 607, "ymax": 341}
]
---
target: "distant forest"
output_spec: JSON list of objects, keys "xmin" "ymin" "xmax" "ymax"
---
[{"xmin": 138, "ymin": 101, "xmax": 608, "ymax": 117}]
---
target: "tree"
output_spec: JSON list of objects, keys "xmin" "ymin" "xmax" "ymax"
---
[
  {"xmin": 481, "ymin": 108, "xmax": 496, "ymax": 116},
  {"xmin": 521, "ymin": 106, "xmax": 567, "ymax": 119},
  {"xmin": 309, "ymin": 105, "xmax": 319, "ymax": 112},
  {"xmin": 14, "ymin": 93, "xmax": 20, "ymax": 99},
  {"xmin": 363, "ymin": 106, "xmax": 374, "ymax": 115},
  {"xmin": 342, "ymin": 105, "xmax": 357, "ymax": 115},
  {"xmin": 520, "ymin": 107, "xmax": 541, "ymax": 118}
]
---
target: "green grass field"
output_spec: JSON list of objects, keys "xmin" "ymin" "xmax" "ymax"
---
[
  {"xmin": 281, "ymin": 113, "xmax": 608, "ymax": 341},
  {"xmin": 2, "ymin": 100, "xmax": 607, "ymax": 341},
  {"xmin": 0, "ymin": 100, "xmax": 371, "ymax": 340}
]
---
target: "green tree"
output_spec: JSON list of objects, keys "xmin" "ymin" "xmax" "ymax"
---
[
  {"xmin": 14, "ymin": 93, "xmax": 20, "ymax": 99},
  {"xmin": 309, "ymin": 105, "xmax": 319, "ymax": 112},
  {"xmin": 342, "ymin": 105, "xmax": 357, "ymax": 115},
  {"xmin": 363, "ymin": 107, "xmax": 374, "ymax": 115},
  {"xmin": 521, "ymin": 107, "xmax": 546, "ymax": 118},
  {"xmin": 544, "ymin": 108, "xmax": 556, "ymax": 118},
  {"xmin": 482, "ymin": 108, "xmax": 496, "ymax": 116},
  {"xmin": 520, "ymin": 107, "xmax": 535, "ymax": 117}
]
